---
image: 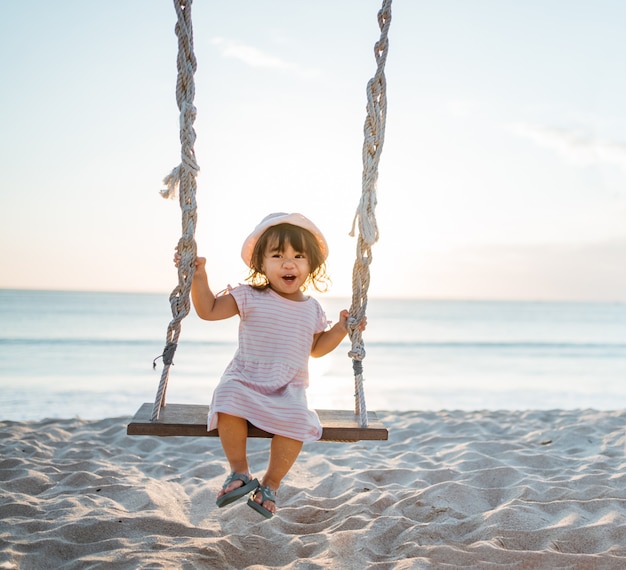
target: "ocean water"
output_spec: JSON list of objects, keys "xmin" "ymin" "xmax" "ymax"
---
[{"xmin": 1, "ymin": 289, "xmax": 625, "ymax": 421}]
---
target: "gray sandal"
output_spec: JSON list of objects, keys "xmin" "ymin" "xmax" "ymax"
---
[
  {"xmin": 215, "ymin": 472, "xmax": 259, "ymax": 508},
  {"xmin": 247, "ymin": 485, "xmax": 277, "ymax": 519}
]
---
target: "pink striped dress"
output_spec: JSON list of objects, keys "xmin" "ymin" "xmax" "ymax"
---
[{"xmin": 207, "ymin": 285, "xmax": 327, "ymax": 442}]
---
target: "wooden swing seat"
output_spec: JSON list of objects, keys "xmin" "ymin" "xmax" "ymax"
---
[{"xmin": 127, "ymin": 402, "xmax": 388, "ymax": 442}]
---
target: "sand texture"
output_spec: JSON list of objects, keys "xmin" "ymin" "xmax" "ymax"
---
[{"xmin": 1, "ymin": 409, "xmax": 626, "ymax": 569}]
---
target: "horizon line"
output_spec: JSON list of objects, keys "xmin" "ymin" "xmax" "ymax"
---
[{"xmin": 1, "ymin": 286, "xmax": 624, "ymax": 305}]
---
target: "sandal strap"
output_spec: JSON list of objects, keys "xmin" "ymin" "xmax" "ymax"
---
[
  {"xmin": 254, "ymin": 485, "xmax": 277, "ymax": 503},
  {"xmin": 222, "ymin": 472, "xmax": 252, "ymax": 489}
]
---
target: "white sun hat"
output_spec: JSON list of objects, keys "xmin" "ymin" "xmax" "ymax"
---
[{"xmin": 241, "ymin": 212, "xmax": 329, "ymax": 267}]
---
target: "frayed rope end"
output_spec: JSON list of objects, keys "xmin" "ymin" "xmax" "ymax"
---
[{"xmin": 160, "ymin": 165, "xmax": 182, "ymax": 200}]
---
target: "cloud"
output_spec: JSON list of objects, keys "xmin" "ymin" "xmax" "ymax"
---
[
  {"xmin": 211, "ymin": 38, "xmax": 320, "ymax": 79},
  {"xmin": 511, "ymin": 123, "xmax": 626, "ymax": 171}
]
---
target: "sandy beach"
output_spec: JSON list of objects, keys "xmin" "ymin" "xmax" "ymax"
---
[{"xmin": 1, "ymin": 409, "xmax": 626, "ymax": 569}]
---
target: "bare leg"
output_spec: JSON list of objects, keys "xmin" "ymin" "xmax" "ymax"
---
[
  {"xmin": 252, "ymin": 434, "xmax": 303, "ymax": 515},
  {"xmin": 216, "ymin": 413, "xmax": 250, "ymax": 499}
]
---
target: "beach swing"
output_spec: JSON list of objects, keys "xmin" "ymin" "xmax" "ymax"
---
[{"xmin": 128, "ymin": 0, "xmax": 391, "ymax": 442}]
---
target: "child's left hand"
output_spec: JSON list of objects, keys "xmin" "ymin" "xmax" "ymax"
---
[{"xmin": 339, "ymin": 309, "xmax": 367, "ymax": 332}]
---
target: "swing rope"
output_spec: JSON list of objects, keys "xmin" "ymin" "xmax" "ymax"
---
[
  {"xmin": 152, "ymin": 0, "xmax": 199, "ymax": 421},
  {"xmin": 349, "ymin": 0, "xmax": 392, "ymax": 428}
]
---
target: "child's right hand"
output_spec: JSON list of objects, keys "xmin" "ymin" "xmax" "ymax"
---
[{"xmin": 173, "ymin": 249, "xmax": 206, "ymax": 271}]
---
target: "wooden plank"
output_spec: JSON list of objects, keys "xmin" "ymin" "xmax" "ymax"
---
[{"xmin": 127, "ymin": 403, "xmax": 388, "ymax": 441}]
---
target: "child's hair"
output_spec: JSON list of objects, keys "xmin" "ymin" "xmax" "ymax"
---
[{"xmin": 246, "ymin": 223, "xmax": 330, "ymax": 292}]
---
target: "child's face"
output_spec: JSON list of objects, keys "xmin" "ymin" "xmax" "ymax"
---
[{"xmin": 262, "ymin": 239, "xmax": 311, "ymax": 300}]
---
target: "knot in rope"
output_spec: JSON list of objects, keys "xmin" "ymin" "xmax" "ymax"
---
[
  {"xmin": 153, "ymin": 341, "xmax": 178, "ymax": 369},
  {"xmin": 347, "ymin": 316, "xmax": 366, "ymax": 362}
]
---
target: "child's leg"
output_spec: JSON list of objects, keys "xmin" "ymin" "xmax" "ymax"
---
[
  {"xmin": 251, "ymin": 434, "xmax": 303, "ymax": 514},
  {"xmin": 216, "ymin": 412, "xmax": 251, "ymax": 498}
]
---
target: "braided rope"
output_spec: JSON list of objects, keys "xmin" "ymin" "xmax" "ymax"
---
[
  {"xmin": 348, "ymin": 0, "xmax": 392, "ymax": 427},
  {"xmin": 152, "ymin": 0, "xmax": 200, "ymax": 421}
]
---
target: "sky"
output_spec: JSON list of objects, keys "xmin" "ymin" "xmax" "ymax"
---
[{"xmin": 1, "ymin": 0, "xmax": 626, "ymax": 301}]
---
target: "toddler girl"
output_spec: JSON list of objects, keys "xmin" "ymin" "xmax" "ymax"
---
[{"xmin": 175, "ymin": 212, "xmax": 365, "ymax": 519}]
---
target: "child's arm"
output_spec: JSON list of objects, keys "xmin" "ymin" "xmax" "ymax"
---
[
  {"xmin": 310, "ymin": 309, "xmax": 367, "ymax": 358},
  {"xmin": 174, "ymin": 251, "xmax": 238, "ymax": 321}
]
